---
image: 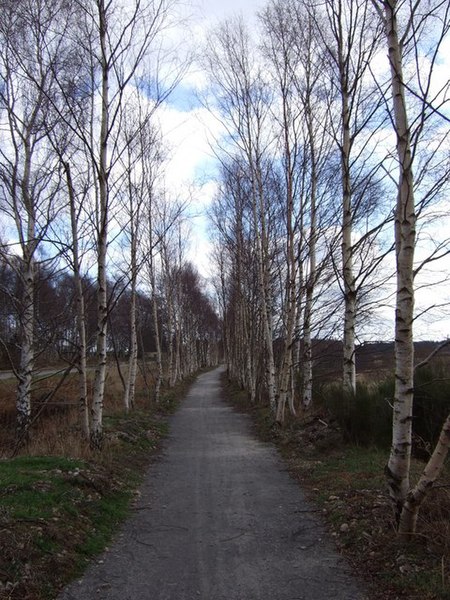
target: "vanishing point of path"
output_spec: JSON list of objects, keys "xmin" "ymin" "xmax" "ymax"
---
[{"xmin": 58, "ymin": 367, "xmax": 367, "ymax": 600}]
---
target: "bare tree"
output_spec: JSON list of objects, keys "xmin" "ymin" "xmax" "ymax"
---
[
  {"xmin": 204, "ymin": 18, "xmax": 279, "ymax": 414},
  {"xmin": 209, "ymin": 160, "xmax": 262, "ymax": 403},
  {"xmin": 311, "ymin": 0, "xmax": 386, "ymax": 394},
  {"xmin": 0, "ymin": 0, "xmax": 71, "ymax": 439},
  {"xmin": 58, "ymin": 0, "xmax": 180, "ymax": 448},
  {"xmin": 371, "ymin": 0, "xmax": 450, "ymax": 534}
]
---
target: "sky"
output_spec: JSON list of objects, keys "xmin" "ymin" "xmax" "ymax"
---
[
  {"xmin": 155, "ymin": 0, "xmax": 269, "ymax": 276},
  {"xmin": 157, "ymin": 0, "xmax": 450, "ymax": 342}
]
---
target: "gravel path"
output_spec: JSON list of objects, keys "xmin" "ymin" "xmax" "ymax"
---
[{"xmin": 58, "ymin": 366, "xmax": 367, "ymax": 600}]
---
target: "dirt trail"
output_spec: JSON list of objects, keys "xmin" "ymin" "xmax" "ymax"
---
[{"xmin": 58, "ymin": 366, "xmax": 367, "ymax": 600}]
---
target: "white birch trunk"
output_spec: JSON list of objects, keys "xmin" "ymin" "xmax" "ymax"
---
[
  {"xmin": 152, "ymin": 289, "xmax": 163, "ymax": 402},
  {"xmin": 124, "ymin": 276, "xmax": 138, "ymax": 412},
  {"xmin": 382, "ymin": 0, "xmax": 416, "ymax": 523},
  {"xmin": 162, "ymin": 243, "xmax": 177, "ymax": 388},
  {"xmin": 276, "ymin": 84, "xmax": 298, "ymax": 424},
  {"xmin": 91, "ymin": 0, "xmax": 110, "ymax": 449},
  {"xmin": 16, "ymin": 254, "xmax": 34, "ymax": 438},
  {"xmin": 16, "ymin": 139, "xmax": 36, "ymax": 440},
  {"xmin": 302, "ymin": 96, "xmax": 318, "ymax": 409},
  {"xmin": 148, "ymin": 244, "xmax": 163, "ymax": 403},
  {"xmin": 124, "ymin": 173, "xmax": 138, "ymax": 413},
  {"xmin": 399, "ymin": 412, "xmax": 450, "ymax": 535},
  {"xmin": 65, "ymin": 162, "xmax": 89, "ymax": 438},
  {"xmin": 252, "ymin": 179, "xmax": 277, "ymax": 415}
]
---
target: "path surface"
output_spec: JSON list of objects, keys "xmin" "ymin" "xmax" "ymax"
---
[{"xmin": 58, "ymin": 367, "xmax": 367, "ymax": 600}]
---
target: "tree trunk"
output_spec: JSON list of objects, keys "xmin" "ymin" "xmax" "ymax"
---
[
  {"xmin": 16, "ymin": 254, "xmax": 34, "ymax": 439},
  {"xmin": 253, "ymin": 178, "xmax": 277, "ymax": 416},
  {"xmin": 399, "ymin": 412, "xmax": 450, "ymax": 535},
  {"xmin": 65, "ymin": 161, "xmax": 90, "ymax": 439},
  {"xmin": 124, "ymin": 176, "xmax": 138, "ymax": 413},
  {"xmin": 382, "ymin": 0, "xmax": 417, "ymax": 524},
  {"xmin": 16, "ymin": 139, "xmax": 36, "ymax": 442},
  {"xmin": 124, "ymin": 278, "xmax": 138, "ymax": 412},
  {"xmin": 91, "ymin": 0, "xmax": 110, "ymax": 450},
  {"xmin": 340, "ymin": 62, "xmax": 357, "ymax": 395},
  {"xmin": 148, "ymin": 245, "xmax": 163, "ymax": 403},
  {"xmin": 276, "ymin": 80, "xmax": 298, "ymax": 424},
  {"xmin": 302, "ymin": 93, "xmax": 318, "ymax": 409}
]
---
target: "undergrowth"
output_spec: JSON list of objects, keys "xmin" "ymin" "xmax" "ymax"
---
[{"xmin": 318, "ymin": 362, "xmax": 450, "ymax": 454}]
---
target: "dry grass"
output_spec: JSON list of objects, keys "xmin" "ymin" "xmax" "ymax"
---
[{"xmin": 0, "ymin": 362, "xmax": 159, "ymax": 459}]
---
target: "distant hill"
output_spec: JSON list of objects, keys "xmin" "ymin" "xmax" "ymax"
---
[{"xmin": 308, "ymin": 339, "xmax": 450, "ymax": 382}]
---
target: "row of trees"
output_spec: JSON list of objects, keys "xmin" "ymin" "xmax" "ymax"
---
[
  {"xmin": 0, "ymin": 0, "xmax": 220, "ymax": 449},
  {"xmin": 206, "ymin": 0, "xmax": 450, "ymax": 536},
  {"xmin": 0, "ymin": 257, "xmax": 220, "ymax": 372}
]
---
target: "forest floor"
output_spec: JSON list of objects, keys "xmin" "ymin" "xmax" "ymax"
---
[{"xmin": 224, "ymin": 377, "xmax": 450, "ymax": 600}]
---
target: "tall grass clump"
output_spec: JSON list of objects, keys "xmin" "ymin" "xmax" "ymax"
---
[
  {"xmin": 319, "ymin": 362, "xmax": 450, "ymax": 453},
  {"xmin": 413, "ymin": 362, "xmax": 450, "ymax": 452},
  {"xmin": 318, "ymin": 379, "xmax": 393, "ymax": 448}
]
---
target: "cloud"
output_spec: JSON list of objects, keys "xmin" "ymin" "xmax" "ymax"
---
[{"xmin": 157, "ymin": 101, "xmax": 223, "ymax": 196}]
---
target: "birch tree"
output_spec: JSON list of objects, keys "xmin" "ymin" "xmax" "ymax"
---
[
  {"xmin": 312, "ymin": 0, "xmax": 384, "ymax": 394},
  {"xmin": 116, "ymin": 101, "xmax": 161, "ymax": 412},
  {"xmin": 209, "ymin": 160, "xmax": 262, "ymax": 402},
  {"xmin": 204, "ymin": 18, "xmax": 278, "ymax": 414},
  {"xmin": 371, "ymin": 0, "xmax": 450, "ymax": 534},
  {"xmin": 0, "ymin": 0, "xmax": 70, "ymax": 439},
  {"xmin": 260, "ymin": 1, "xmax": 301, "ymax": 422},
  {"xmin": 65, "ymin": 0, "xmax": 178, "ymax": 448}
]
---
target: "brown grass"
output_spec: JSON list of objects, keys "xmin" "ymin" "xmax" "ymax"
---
[{"xmin": 0, "ymin": 362, "xmax": 159, "ymax": 459}]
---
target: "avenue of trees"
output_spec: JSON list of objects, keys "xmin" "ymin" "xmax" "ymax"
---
[
  {"xmin": 0, "ymin": 0, "xmax": 220, "ymax": 449},
  {"xmin": 206, "ymin": 0, "xmax": 450, "ymax": 536},
  {"xmin": 1, "ymin": 0, "xmax": 449, "ymax": 542}
]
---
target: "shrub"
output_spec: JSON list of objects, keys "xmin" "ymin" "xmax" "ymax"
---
[
  {"xmin": 413, "ymin": 363, "xmax": 450, "ymax": 453},
  {"xmin": 318, "ymin": 380, "xmax": 393, "ymax": 448},
  {"xmin": 318, "ymin": 362, "xmax": 450, "ymax": 453}
]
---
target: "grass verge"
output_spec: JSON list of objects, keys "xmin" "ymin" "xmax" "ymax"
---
[
  {"xmin": 0, "ymin": 374, "xmax": 197, "ymax": 600},
  {"xmin": 224, "ymin": 375, "xmax": 450, "ymax": 600}
]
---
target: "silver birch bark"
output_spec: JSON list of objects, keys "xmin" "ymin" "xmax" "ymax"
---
[
  {"xmin": 328, "ymin": 0, "xmax": 357, "ymax": 394},
  {"xmin": 123, "ymin": 145, "xmax": 140, "ymax": 413},
  {"xmin": 64, "ymin": 161, "xmax": 90, "ymax": 438},
  {"xmin": 0, "ymin": 1, "xmax": 62, "ymax": 440},
  {"xmin": 320, "ymin": 0, "xmax": 381, "ymax": 395},
  {"xmin": 341, "ymin": 85, "xmax": 357, "ymax": 395},
  {"xmin": 253, "ymin": 185, "xmax": 277, "ymax": 415},
  {"xmin": 302, "ymin": 100, "xmax": 318, "ymax": 409},
  {"xmin": 89, "ymin": 0, "xmax": 169, "ymax": 444},
  {"xmin": 297, "ymin": 9, "xmax": 321, "ymax": 410},
  {"xmin": 399, "ymin": 412, "xmax": 450, "ymax": 534},
  {"xmin": 251, "ymin": 110, "xmax": 276, "ymax": 416},
  {"xmin": 371, "ymin": 0, "xmax": 450, "ymax": 531},
  {"xmin": 162, "ymin": 241, "xmax": 176, "ymax": 388},
  {"xmin": 16, "ymin": 237, "xmax": 35, "ymax": 438},
  {"xmin": 123, "ymin": 249, "xmax": 138, "ymax": 412},
  {"xmin": 151, "ymin": 269, "xmax": 163, "ymax": 403},
  {"xmin": 205, "ymin": 19, "xmax": 277, "ymax": 414},
  {"xmin": 90, "ymin": 0, "xmax": 110, "ymax": 449},
  {"xmin": 378, "ymin": 0, "xmax": 416, "ymax": 523},
  {"xmin": 15, "ymin": 133, "xmax": 36, "ymax": 439},
  {"xmin": 261, "ymin": 3, "xmax": 298, "ymax": 423},
  {"xmin": 148, "ymin": 217, "xmax": 163, "ymax": 403}
]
